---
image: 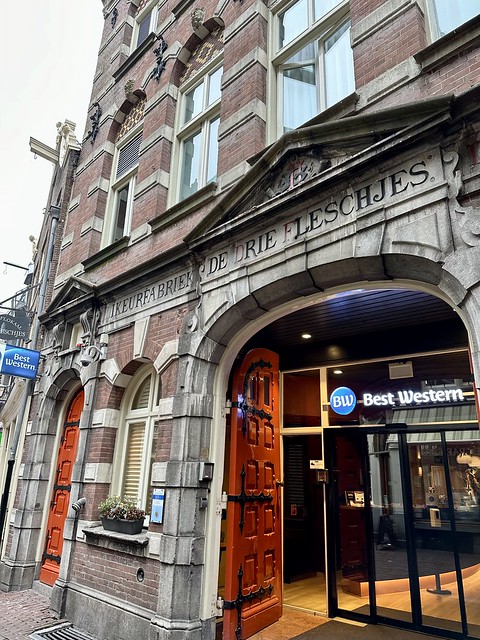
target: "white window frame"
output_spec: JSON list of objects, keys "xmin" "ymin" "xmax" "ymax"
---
[
  {"xmin": 269, "ymin": 0, "xmax": 353, "ymax": 140},
  {"xmin": 170, "ymin": 58, "xmax": 223, "ymax": 205},
  {"xmin": 112, "ymin": 366, "xmax": 161, "ymax": 514},
  {"xmin": 132, "ymin": 1, "xmax": 158, "ymax": 51},
  {"xmin": 102, "ymin": 128, "xmax": 142, "ymax": 248},
  {"xmin": 426, "ymin": 0, "xmax": 480, "ymax": 41}
]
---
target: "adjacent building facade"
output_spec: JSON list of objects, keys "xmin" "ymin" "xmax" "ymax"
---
[{"xmin": 1, "ymin": 2, "xmax": 480, "ymax": 640}]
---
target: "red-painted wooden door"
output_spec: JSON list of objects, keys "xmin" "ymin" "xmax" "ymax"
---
[
  {"xmin": 39, "ymin": 389, "xmax": 83, "ymax": 586},
  {"xmin": 223, "ymin": 349, "xmax": 282, "ymax": 640}
]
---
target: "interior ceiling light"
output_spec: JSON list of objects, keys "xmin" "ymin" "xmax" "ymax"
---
[
  {"xmin": 333, "ymin": 369, "xmax": 343, "ymax": 375},
  {"xmin": 301, "ymin": 333, "xmax": 312, "ymax": 339}
]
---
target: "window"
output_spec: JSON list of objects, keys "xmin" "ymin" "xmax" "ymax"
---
[
  {"xmin": 428, "ymin": 0, "xmax": 479, "ymax": 40},
  {"xmin": 177, "ymin": 64, "xmax": 222, "ymax": 201},
  {"xmin": 274, "ymin": 0, "xmax": 354, "ymax": 134},
  {"xmin": 115, "ymin": 368, "xmax": 161, "ymax": 513},
  {"xmin": 133, "ymin": 3, "xmax": 157, "ymax": 50},
  {"xmin": 104, "ymin": 130, "xmax": 142, "ymax": 246}
]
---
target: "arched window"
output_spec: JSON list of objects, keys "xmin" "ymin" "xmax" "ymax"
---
[{"xmin": 114, "ymin": 366, "xmax": 161, "ymax": 512}]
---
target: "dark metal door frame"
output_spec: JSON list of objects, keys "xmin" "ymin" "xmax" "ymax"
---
[{"xmin": 325, "ymin": 426, "xmax": 472, "ymax": 640}]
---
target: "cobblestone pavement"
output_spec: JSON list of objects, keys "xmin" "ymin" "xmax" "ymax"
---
[{"xmin": 0, "ymin": 589, "xmax": 60, "ymax": 640}]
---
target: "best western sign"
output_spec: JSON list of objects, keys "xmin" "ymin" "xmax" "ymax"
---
[
  {"xmin": 0, "ymin": 344, "xmax": 40, "ymax": 380},
  {"xmin": 363, "ymin": 388, "xmax": 464, "ymax": 407},
  {"xmin": 330, "ymin": 386, "xmax": 465, "ymax": 415}
]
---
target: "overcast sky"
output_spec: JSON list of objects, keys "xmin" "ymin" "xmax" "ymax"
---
[{"xmin": 0, "ymin": 1, "xmax": 104, "ymax": 308}]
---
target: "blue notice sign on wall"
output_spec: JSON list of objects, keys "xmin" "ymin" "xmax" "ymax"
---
[
  {"xmin": 151, "ymin": 488, "xmax": 165, "ymax": 524},
  {"xmin": 330, "ymin": 386, "xmax": 357, "ymax": 415},
  {"xmin": 0, "ymin": 344, "xmax": 40, "ymax": 380}
]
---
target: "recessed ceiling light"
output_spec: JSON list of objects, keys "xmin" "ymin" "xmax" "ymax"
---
[
  {"xmin": 301, "ymin": 333, "xmax": 312, "ymax": 339},
  {"xmin": 333, "ymin": 369, "xmax": 343, "ymax": 375}
]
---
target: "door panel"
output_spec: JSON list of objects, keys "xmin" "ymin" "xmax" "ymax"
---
[
  {"xmin": 333, "ymin": 434, "xmax": 371, "ymax": 610},
  {"xmin": 223, "ymin": 350, "xmax": 282, "ymax": 640},
  {"xmin": 406, "ymin": 431, "xmax": 480, "ymax": 637},
  {"xmin": 39, "ymin": 389, "xmax": 83, "ymax": 586}
]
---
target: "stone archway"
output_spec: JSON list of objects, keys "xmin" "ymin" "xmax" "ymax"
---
[{"xmin": 190, "ymin": 253, "xmax": 480, "ymax": 631}]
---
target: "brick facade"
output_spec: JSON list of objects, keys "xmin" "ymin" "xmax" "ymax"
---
[{"xmin": 2, "ymin": 2, "xmax": 480, "ymax": 640}]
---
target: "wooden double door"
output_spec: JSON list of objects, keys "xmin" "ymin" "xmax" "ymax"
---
[{"xmin": 223, "ymin": 349, "xmax": 282, "ymax": 640}]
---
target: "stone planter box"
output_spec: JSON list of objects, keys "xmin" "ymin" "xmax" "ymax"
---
[{"xmin": 101, "ymin": 517, "xmax": 145, "ymax": 535}]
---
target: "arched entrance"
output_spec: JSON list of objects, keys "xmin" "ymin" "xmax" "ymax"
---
[
  {"xmin": 39, "ymin": 388, "xmax": 84, "ymax": 586},
  {"xmin": 211, "ymin": 284, "xmax": 480, "ymax": 640}
]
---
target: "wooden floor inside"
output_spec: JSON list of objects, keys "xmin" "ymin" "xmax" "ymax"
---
[{"xmin": 282, "ymin": 563, "xmax": 480, "ymax": 636}]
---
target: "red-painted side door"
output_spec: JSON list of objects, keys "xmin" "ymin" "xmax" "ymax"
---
[
  {"xmin": 223, "ymin": 349, "xmax": 282, "ymax": 640},
  {"xmin": 39, "ymin": 389, "xmax": 83, "ymax": 586}
]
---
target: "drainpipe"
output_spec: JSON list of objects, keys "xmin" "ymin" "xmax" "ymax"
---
[{"xmin": 0, "ymin": 205, "xmax": 61, "ymax": 545}]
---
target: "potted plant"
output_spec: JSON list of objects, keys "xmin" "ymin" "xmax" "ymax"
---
[{"xmin": 98, "ymin": 495, "xmax": 146, "ymax": 534}]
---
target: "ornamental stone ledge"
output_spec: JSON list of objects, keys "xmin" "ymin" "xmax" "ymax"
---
[{"xmin": 83, "ymin": 526, "xmax": 149, "ymax": 556}]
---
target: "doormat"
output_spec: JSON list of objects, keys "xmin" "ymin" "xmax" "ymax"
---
[
  {"xmin": 291, "ymin": 620, "xmax": 445, "ymax": 640},
  {"xmin": 30, "ymin": 622, "xmax": 98, "ymax": 640}
]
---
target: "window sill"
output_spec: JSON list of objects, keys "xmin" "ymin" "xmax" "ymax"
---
[
  {"xmin": 83, "ymin": 525, "xmax": 149, "ymax": 557},
  {"xmin": 414, "ymin": 14, "xmax": 480, "ymax": 72},
  {"xmin": 82, "ymin": 236, "xmax": 130, "ymax": 272},
  {"xmin": 113, "ymin": 32, "xmax": 157, "ymax": 83},
  {"xmin": 149, "ymin": 182, "xmax": 218, "ymax": 234}
]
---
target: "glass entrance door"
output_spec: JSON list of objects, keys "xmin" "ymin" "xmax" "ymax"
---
[
  {"xmin": 327, "ymin": 427, "xmax": 480, "ymax": 639},
  {"xmin": 406, "ymin": 430, "xmax": 480, "ymax": 637}
]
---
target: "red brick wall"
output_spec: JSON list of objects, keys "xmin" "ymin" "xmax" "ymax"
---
[
  {"xmin": 353, "ymin": 4, "xmax": 427, "ymax": 88},
  {"xmin": 71, "ymin": 543, "xmax": 160, "ymax": 610}
]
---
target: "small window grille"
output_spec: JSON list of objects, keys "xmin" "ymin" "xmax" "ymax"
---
[{"xmin": 116, "ymin": 132, "xmax": 143, "ymax": 180}]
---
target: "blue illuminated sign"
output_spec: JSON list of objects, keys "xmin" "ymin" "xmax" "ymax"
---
[
  {"xmin": 330, "ymin": 386, "xmax": 357, "ymax": 415},
  {"xmin": 0, "ymin": 344, "xmax": 40, "ymax": 380}
]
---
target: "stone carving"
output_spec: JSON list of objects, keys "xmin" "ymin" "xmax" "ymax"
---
[
  {"xmin": 79, "ymin": 307, "xmax": 101, "ymax": 346},
  {"xmin": 124, "ymin": 79, "xmax": 135, "ymax": 96},
  {"xmin": 51, "ymin": 321, "xmax": 66, "ymax": 352},
  {"xmin": 191, "ymin": 8, "xmax": 205, "ymax": 30},
  {"xmin": 265, "ymin": 152, "xmax": 330, "ymax": 200},
  {"xmin": 443, "ymin": 149, "xmax": 480, "ymax": 247},
  {"xmin": 56, "ymin": 120, "xmax": 79, "ymax": 164},
  {"xmin": 29, "ymin": 235, "xmax": 38, "ymax": 259},
  {"xmin": 184, "ymin": 310, "xmax": 199, "ymax": 333}
]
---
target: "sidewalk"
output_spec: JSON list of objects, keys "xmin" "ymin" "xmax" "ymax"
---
[
  {"xmin": 0, "ymin": 589, "xmax": 59, "ymax": 640},
  {"xmin": 0, "ymin": 589, "xmax": 446, "ymax": 640}
]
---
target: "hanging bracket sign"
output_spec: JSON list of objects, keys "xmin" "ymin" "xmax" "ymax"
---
[
  {"xmin": 0, "ymin": 312, "xmax": 30, "ymax": 341},
  {"xmin": 0, "ymin": 344, "xmax": 40, "ymax": 380}
]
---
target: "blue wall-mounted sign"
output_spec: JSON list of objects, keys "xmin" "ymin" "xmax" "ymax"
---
[
  {"xmin": 330, "ymin": 386, "xmax": 357, "ymax": 415},
  {"xmin": 0, "ymin": 344, "xmax": 40, "ymax": 380},
  {"xmin": 151, "ymin": 488, "xmax": 165, "ymax": 524}
]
